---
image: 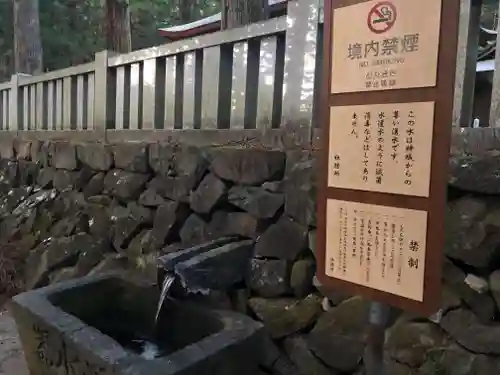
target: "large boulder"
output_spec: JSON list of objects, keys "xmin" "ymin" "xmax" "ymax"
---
[
  {"xmin": 450, "ymin": 152, "xmax": 500, "ymax": 194},
  {"xmin": 282, "ymin": 335, "xmax": 332, "ymax": 375},
  {"xmin": 228, "ymin": 186, "xmax": 284, "ymax": 219},
  {"xmin": 190, "ymin": 174, "xmax": 227, "ymax": 214},
  {"xmin": 444, "ymin": 197, "xmax": 500, "ymax": 269},
  {"xmin": 77, "ymin": 143, "xmax": 113, "ymax": 171},
  {"xmin": 441, "ymin": 308, "xmax": 500, "ymax": 355},
  {"xmin": 25, "ymin": 234, "xmax": 107, "ymax": 289},
  {"xmin": 150, "ymin": 202, "xmax": 190, "ymax": 248},
  {"xmin": 112, "ymin": 143, "xmax": 149, "ymax": 173},
  {"xmin": 247, "ymin": 259, "xmax": 291, "ymax": 298},
  {"xmin": 209, "ymin": 149, "xmax": 286, "ymax": 185},
  {"xmin": 306, "ymin": 297, "xmax": 369, "ymax": 373},
  {"xmin": 254, "ymin": 217, "xmax": 308, "ymax": 261},
  {"xmin": 51, "ymin": 142, "xmax": 78, "ymax": 170},
  {"xmin": 248, "ymin": 295, "xmax": 322, "ymax": 339},
  {"xmin": 284, "ymin": 159, "xmax": 317, "ymax": 226},
  {"xmin": 104, "ymin": 169, "xmax": 149, "ymax": 201},
  {"xmin": 386, "ymin": 321, "xmax": 449, "ymax": 368}
]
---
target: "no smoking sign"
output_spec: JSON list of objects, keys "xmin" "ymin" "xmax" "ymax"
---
[{"xmin": 367, "ymin": 1, "xmax": 397, "ymax": 34}]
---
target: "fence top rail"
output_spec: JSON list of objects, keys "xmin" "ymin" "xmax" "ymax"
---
[
  {"xmin": 18, "ymin": 62, "xmax": 96, "ymax": 87},
  {"xmin": 0, "ymin": 81, "xmax": 11, "ymax": 91},
  {"xmin": 108, "ymin": 16, "xmax": 287, "ymax": 67}
]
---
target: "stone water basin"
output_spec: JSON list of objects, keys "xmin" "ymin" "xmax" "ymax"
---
[{"xmin": 10, "ymin": 275, "xmax": 265, "ymax": 375}]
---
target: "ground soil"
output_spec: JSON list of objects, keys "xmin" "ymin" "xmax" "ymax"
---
[{"xmin": 0, "ymin": 297, "xmax": 29, "ymax": 375}]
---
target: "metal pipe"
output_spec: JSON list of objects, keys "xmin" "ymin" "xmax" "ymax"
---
[{"xmin": 365, "ymin": 301, "xmax": 390, "ymax": 375}]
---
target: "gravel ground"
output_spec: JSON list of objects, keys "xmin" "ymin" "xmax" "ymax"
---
[{"xmin": 0, "ymin": 303, "xmax": 29, "ymax": 375}]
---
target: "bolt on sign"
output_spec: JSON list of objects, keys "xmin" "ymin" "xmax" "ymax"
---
[{"xmin": 316, "ymin": 0, "xmax": 460, "ymax": 315}]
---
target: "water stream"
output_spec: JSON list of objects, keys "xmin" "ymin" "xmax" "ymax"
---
[{"xmin": 154, "ymin": 274, "xmax": 176, "ymax": 326}]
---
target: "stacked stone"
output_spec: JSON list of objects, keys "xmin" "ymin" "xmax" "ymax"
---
[{"xmin": 0, "ymin": 140, "xmax": 500, "ymax": 374}]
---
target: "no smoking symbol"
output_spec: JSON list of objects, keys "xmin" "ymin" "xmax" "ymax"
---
[{"xmin": 367, "ymin": 1, "xmax": 397, "ymax": 34}]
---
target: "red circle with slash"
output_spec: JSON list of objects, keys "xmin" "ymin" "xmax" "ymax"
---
[{"xmin": 367, "ymin": 1, "xmax": 397, "ymax": 34}]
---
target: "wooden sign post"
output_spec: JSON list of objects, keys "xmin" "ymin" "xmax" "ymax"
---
[{"xmin": 317, "ymin": 0, "xmax": 460, "ymax": 315}]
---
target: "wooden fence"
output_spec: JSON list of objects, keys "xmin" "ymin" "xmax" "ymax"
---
[
  {"xmin": 0, "ymin": 0, "xmax": 499, "ymax": 151},
  {"xmin": 0, "ymin": 0, "xmax": 321, "ymax": 148}
]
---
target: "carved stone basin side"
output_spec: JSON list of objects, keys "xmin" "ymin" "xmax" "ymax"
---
[{"xmin": 10, "ymin": 275, "xmax": 266, "ymax": 375}]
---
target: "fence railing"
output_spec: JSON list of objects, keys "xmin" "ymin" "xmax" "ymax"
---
[
  {"xmin": 0, "ymin": 0, "xmax": 321, "ymax": 147},
  {"xmin": 1, "ymin": 0, "xmax": 500, "ymax": 150}
]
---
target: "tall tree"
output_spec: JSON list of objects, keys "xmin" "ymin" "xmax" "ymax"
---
[
  {"xmin": 13, "ymin": 0, "xmax": 44, "ymax": 74},
  {"xmin": 221, "ymin": 0, "xmax": 269, "ymax": 29},
  {"xmin": 102, "ymin": 0, "xmax": 132, "ymax": 53}
]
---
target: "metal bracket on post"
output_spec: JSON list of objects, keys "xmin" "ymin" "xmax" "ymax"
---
[{"xmin": 365, "ymin": 301, "xmax": 391, "ymax": 375}]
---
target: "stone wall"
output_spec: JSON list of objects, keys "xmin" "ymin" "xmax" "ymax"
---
[{"xmin": 0, "ymin": 140, "xmax": 499, "ymax": 374}]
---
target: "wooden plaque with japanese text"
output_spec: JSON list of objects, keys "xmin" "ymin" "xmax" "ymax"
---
[{"xmin": 316, "ymin": 0, "xmax": 460, "ymax": 315}]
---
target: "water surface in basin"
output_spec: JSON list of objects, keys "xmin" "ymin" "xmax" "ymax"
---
[{"xmin": 48, "ymin": 278, "xmax": 223, "ymax": 359}]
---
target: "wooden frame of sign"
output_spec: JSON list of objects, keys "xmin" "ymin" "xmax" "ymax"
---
[{"xmin": 316, "ymin": 0, "xmax": 460, "ymax": 315}]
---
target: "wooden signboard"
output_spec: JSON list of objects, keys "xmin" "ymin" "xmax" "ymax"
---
[{"xmin": 316, "ymin": 0, "xmax": 460, "ymax": 315}]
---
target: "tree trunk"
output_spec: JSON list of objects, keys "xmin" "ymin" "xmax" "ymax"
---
[
  {"xmin": 101, "ymin": 0, "xmax": 132, "ymax": 53},
  {"xmin": 13, "ymin": 0, "xmax": 43, "ymax": 75},
  {"xmin": 222, "ymin": 0, "xmax": 269, "ymax": 30},
  {"xmin": 178, "ymin": 0, "xmax": 196, "ymax": 23}
]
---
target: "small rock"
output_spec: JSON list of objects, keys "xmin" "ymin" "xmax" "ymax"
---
[
  {"xmin": 104, "ymin": 169, "xmax": 149, "ymax": 201},
  {"xmin": 190, "ymin": 173, "xmax": 227, "ymax": 214},
  {"xmin": 138, "ymin": 188, "xmax": 166, "ymax": 207},
  {"xmin": 290, "ymin": 259, "xmax": 315, "ymax": 298},
  {"xmin": 210, "ymin": 149, "xmax": 286, "ymax": 185},
  {"xmin": 248, "ymin": 295, "xmax": 322, "ymax": 339},
  {"xmin": 248, "ymin": 258, "xmax": 291, "ymax": 298},
  {"xmin": 254, "ymin": 217, "xmax": 308, "ymax": 261},
  {"xmin": 283, "ymin": 335, "xmax": 332, "ymax": 375},
  {"xmin": 465, "ymin": 274, "xmax": 489, "ymax": 294},
  {"xmin": 228, "ymin": 186, "xmax": 284, "ymax": 219},
  {"xmin": 441, "ymin": 308, "xmax": 500, "ymax": 355}
]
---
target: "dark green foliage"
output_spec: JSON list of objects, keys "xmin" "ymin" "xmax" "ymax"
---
[{"xmin": 0, "ymin": 0, "xmax": 221, "ymax": 81}]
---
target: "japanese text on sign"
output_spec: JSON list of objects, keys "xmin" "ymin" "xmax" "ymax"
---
[
  {"xmin": 328, "ymin": 102, "xmax": 434, "ymax": 197},
  {"xmin": 331, "ymin": 0, "xmax": 442, "ymax": 93},
  {"xmin": 326, "ymin": 199, "xmax": 428, "ymax": 302}
]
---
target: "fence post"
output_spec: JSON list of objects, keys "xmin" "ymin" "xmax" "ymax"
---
[
  {"xmin": 453, "ymin": 0, "xmax": 482, "ymax": 128},
  {"xmin": 8, "ymin": 74, "xmax": 20, "ymax": 132},
  {"xmin": 490, "ymin": 0, "xmax": 500, "ymax": 127},
  {"xmin": 94, "ymin": 50, "xmax": 113, "ymax": 142}
]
